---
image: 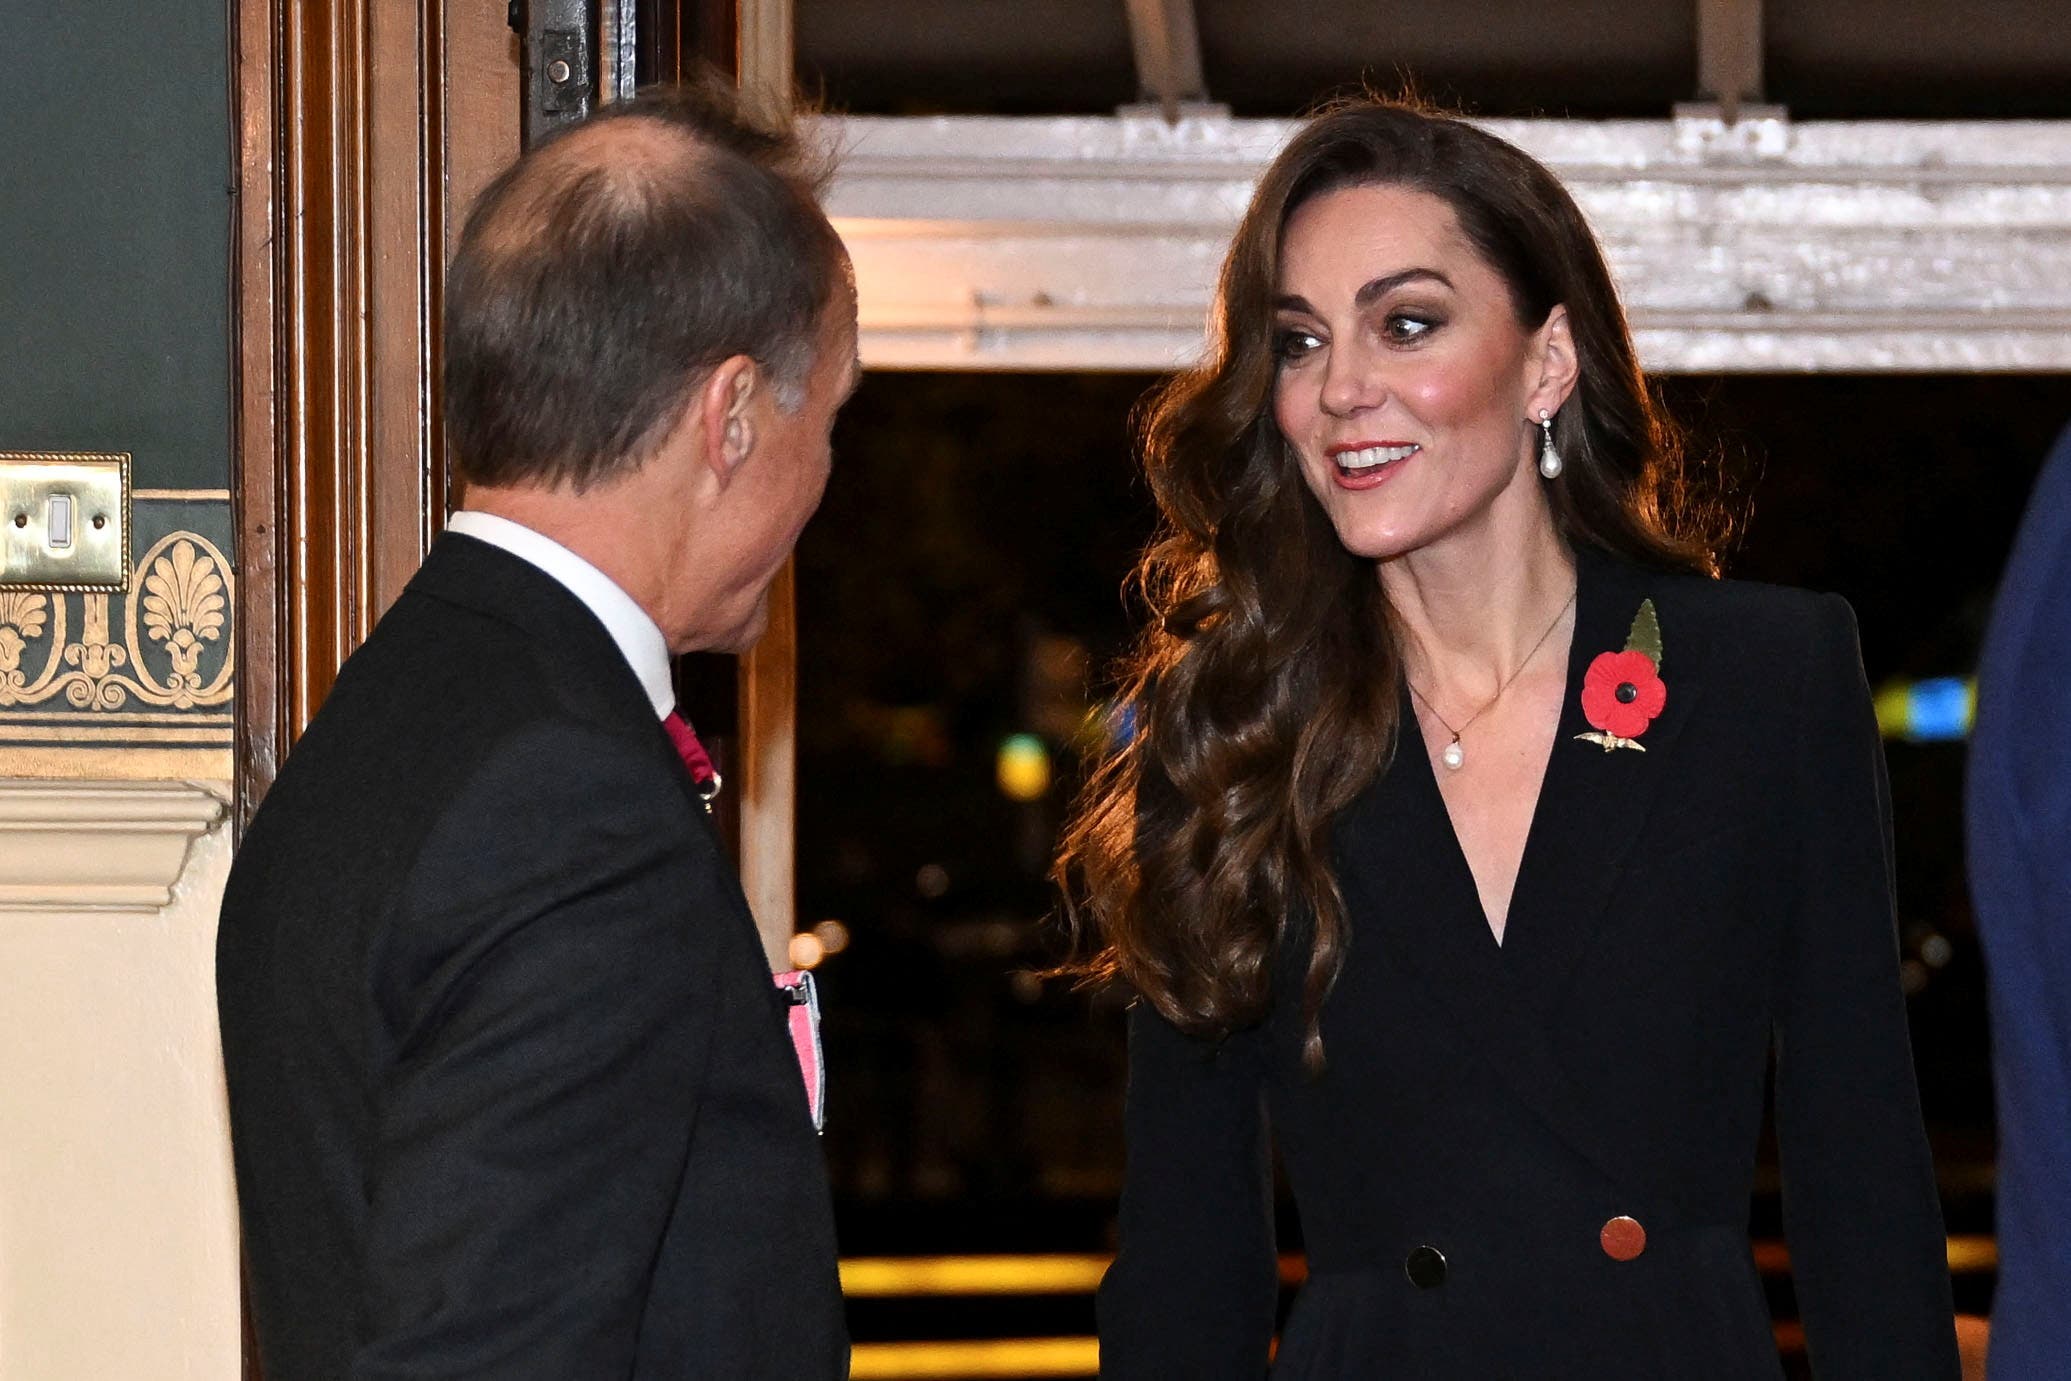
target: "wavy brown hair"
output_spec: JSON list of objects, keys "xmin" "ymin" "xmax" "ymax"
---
[{"xmin": 1053, "ymin": 98, "xmax": 1722, "ymax": 1068}]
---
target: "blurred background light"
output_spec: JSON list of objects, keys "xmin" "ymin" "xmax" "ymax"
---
[
  {"xmin": 1875, "ymin": 676, "xmax": 1975, "ymax": 742},
  {"xmin": 788, "ymin": 931, "xmax": 827, "ymax": 970},
  {"xmin": 1922, "ymin": 932, "xmax": 1955, "ymax": 968},
  {"xmin": 996, "ymin": 733, "xmax": 1052, "ymax": 801}
]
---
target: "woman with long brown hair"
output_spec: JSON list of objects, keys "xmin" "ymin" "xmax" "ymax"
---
[{"xmin": 1056, "ymin": 100, "xmax": 1959, "ymax": 1378}]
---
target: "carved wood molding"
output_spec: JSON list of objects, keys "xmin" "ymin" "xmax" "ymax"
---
[
  {"xmin": 234, "ymin": 0, "xmax": 516, "ymax": 821},
  {"xmin": 656, "ymin": 0, "xmax": 800, "ymax": 967},
  {"xmin": 735, "ymin": 0, "xmax": 799, "ymax": 967}
]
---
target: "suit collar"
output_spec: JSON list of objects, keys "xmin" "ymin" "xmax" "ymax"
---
[
  {"xmin": 408, "ymin": 532, "xmax": 665, "ymax": 732},
  {"xmin": 409, "ymin": 533, "xmax": 734, "ymax": 862},
  {"xmin": 444, "ymin": 511, "xmax": 675, "ymax": 718}
]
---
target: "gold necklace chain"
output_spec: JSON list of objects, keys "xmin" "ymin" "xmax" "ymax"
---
[{"xmin": 1407, "ymin": 587, "xmax": 1578, "ymax": 772}]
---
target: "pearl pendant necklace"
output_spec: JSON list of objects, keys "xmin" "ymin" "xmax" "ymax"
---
[{"xmin": 1408, "ymin": 587, "xmax": 1578, "ymax": 773}]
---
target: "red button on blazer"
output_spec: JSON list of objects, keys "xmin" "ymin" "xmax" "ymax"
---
[{"xmin": 1600, "ymin": 1216, "xmax": 1647, "ymax": 1261}]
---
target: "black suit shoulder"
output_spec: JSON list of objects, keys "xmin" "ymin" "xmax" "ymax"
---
[
  {"xmin": 235, "ymin": 560, "xmax": 680, "ymax": 895},
  {"xmin": 1634, "ymin": 562, "xmax": 1850, "ymax": 651},
  {"xmin": 303, "ymin": 574, "xmax": 660, "ymax": 780},
  {"xmin": 1605, "ymin": 562, "xmax": 1867, "ymax": 748}
]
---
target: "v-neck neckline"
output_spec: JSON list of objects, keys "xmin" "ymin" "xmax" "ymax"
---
[
  {"xmin": 1402, "ymin": 563, "xmax": 1592, "ymax": 954},
  {"xmin": 1329, "ymin": 548, "xmax": 1703, "ymax": 1158}
]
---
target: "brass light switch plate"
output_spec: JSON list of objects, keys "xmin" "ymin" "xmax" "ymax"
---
[{"xmin": 0, "ymin": 452, "xmax": 132, "ymax": 592}]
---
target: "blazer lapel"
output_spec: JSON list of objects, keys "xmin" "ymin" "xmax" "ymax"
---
[
  {"xmin": 1339, "ymin": 745, "xmax": 1638, "ymax": 1192},
  {"xmin": 1333, "ymin": 548, "xmax": 1706, "ymax": 1195},
  {"xmin": 1502, "ymin": 549, "xmax": 1706, "ymax": 1010},
  {"xmin": 1339, "ymin": 686, "xmax": 1503, "ymax": 985}
]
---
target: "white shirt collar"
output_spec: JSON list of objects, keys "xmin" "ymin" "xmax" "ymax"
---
[{"xmin": 445, "ymin": 510, "xmax": 674, "ymax": 720}]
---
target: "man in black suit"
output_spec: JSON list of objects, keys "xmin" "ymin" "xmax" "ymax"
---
[{"xmin": 217, "ymin": 82, "xmax": 859, "ymax": 1378}]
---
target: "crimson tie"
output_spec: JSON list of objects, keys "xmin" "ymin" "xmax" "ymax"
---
[
  {"xmin": 661, "ymin": 709, "xmax": 721, "ymax": 800},
  {"xmin": 664, "ymin": 708, "xmax": 823, "ymax": 1130}
]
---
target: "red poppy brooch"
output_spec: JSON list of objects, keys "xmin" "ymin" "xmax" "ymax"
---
[{"xmin": 1576, "ymin": 599, "xmax": 1666, "ymax": 753}]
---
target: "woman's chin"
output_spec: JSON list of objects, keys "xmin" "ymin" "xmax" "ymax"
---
[{"xmin": 1330, "ymin": 521, "xmax": 1421, "ymax": 564}]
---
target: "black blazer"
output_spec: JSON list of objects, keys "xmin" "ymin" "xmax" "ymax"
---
[
  {"xmin": 1098, "ymin": 551, "xmax": 1959, "ymax": 1379},
  {"xmin": 218, "ymin": 535, "xmax": 848, "ymax": 1379}
]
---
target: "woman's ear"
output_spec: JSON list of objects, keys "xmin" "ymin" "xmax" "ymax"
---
[{"xmin": 1527, "ymin": 305, "xmax": 1579, "ymax": 418}]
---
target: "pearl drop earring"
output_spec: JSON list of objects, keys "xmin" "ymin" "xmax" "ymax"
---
[{"xmin": 1537, "ymin": 409, "xmax": 1564, "ymax": 480}]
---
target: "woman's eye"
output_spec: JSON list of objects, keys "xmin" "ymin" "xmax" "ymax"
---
[
  {"xmin": 1383, "ymin": 313, "xmax": 1439, "ymax": 343},
  {"xmin": 1275, "ymin": 329, "xmax": 1323, "ymax": 362}
]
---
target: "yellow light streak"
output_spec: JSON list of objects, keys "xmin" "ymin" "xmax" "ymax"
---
[
  {"xmin": 838, "ymin": 1241, "xmax": 1996, "ymax": 1380},
  {"xmin": 841, "ymin": 1254, "xmax": 1108, "ymax": 1296},
  {"xmin": 1756, "ymin": 1237, "xmax": 1995, "ymax": 1275},
  {"xmin": 1945, "ymin": 1235, "xmax": 1998, "ymax": 1272},
  {"xmin": 849, "ymin": 1338, "xmax": 1098, "ymax": 1379},
  {"xmin": 840, "ymin": 1237, "xmax": 1994, "ymax": 1302}
]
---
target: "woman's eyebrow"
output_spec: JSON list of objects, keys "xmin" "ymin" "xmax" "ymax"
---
[
  {"xmin": 1273, "ymin": 268, "xmax": 1454, "ymax": 316},
  {"xmin": 1354, "ymin": 268, "xmax": 1451, "ymax": 308}
]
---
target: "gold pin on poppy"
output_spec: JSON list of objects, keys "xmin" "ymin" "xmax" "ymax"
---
[{"xmin": 1576, "ymin": 599, "xmax": 1667, "ymax": 752}]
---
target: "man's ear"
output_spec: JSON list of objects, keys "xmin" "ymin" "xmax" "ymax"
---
[
  {"xmin": 697, "ymin": 355, "xmax": 761, "ymax": 486},
  {"xmin": 1526, "ymin": 304, "xmax": 1579, "ymax": 418}
]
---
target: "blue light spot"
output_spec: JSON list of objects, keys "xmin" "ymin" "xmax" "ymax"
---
[{"xmin": 1909, "ymin": 677, "xmax": 1973, "ymax": 742}]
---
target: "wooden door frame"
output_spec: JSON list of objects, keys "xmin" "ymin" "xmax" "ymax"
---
[
  {"xmin": 232, "ymin": 0, "xmax": 517, "ymax": 823},
  {"xmin": 731, "ymin": 0, "xmax": 799, "ymax": 965}
]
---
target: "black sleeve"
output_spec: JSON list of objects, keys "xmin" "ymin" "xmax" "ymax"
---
[
  {"xmin": 1773, "ymin": 595, "xmax": 1960, "ymax": 1379},
  {"xmin": 1097, "ymin": 1001, "xmax": 1278, "ymax": 1381},
  {"xmin": 351, "ymin": 724, "xmax": 714, "ymax": 1379}
]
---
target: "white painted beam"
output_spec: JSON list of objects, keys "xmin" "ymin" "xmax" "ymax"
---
[{"xmin": 818, "ymin": 110, "xmax": 2071, "ymax": 373}]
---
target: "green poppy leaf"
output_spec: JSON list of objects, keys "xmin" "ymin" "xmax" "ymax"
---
[{"xmin": 1625, "ymin": 598, "xmax": 1663, "ymax": 669}]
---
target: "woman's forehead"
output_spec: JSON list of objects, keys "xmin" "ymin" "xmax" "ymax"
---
[{"xmin": 1276, "ymin": 184, "xmax": 1484, "ymax": 299}]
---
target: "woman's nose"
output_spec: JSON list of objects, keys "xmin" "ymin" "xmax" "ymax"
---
[{"xmin": 1318, "ymin": 338, "xmax": 1383, "ymax": 417}]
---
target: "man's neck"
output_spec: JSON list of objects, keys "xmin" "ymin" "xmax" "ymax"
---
[{"xmin": 466, "ymin": 483, "xmax": 677, "ymax": 627}]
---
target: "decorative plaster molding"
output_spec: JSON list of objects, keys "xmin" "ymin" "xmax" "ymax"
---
[
  {"xmin": 817, "ymin": 110, "xmax": 2071, "ymax": 373},
  {"xmin": 0, "ymin": 534, "xmax": 233, "ymax": 713},
  {"xmin": 0, "ymin": 505, "xmax": 235, "ymax": 778},
  {"xmin": 0, "ymin": 779, "xmax": 229, "ymax": 912}
]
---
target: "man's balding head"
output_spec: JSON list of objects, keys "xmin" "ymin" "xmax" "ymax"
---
[{"xmin": 444, "ymin": 79, "xmax": 848, "ymax": 492}]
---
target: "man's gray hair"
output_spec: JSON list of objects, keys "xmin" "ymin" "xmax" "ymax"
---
[{"xmin": 445, "ymin": 76, "xmax": 846, "ymax": 491}]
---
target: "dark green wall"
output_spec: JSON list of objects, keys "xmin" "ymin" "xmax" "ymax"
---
[{"xmin": 1, "ymin": 1, "xmax": 232, "ymax": 490}]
